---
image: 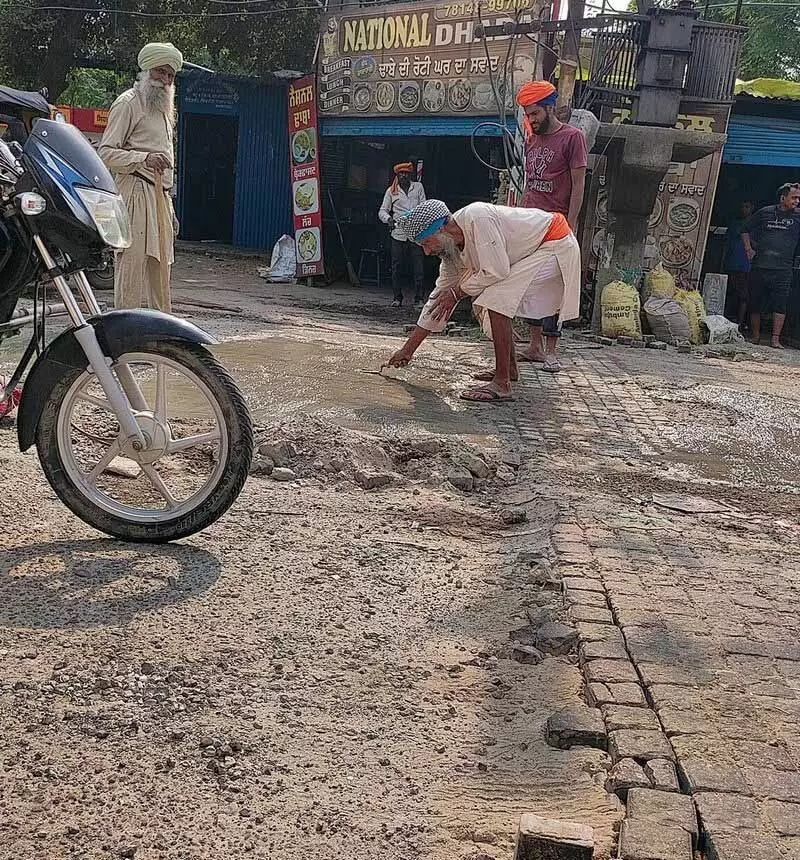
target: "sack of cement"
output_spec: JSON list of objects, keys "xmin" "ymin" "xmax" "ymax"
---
[
  {"xmin": 674, "ymin": 288, "xmax": 706, "ymax": 344},
  {"xmin": 644, "ymin": 263, "xmax": 676, "ymax": 301},
  {"xmin": 702, "ymin": 314, "xmax": 745, "ymax": 345},
  {"xmin": 644, "ymin": 296, "xmax": 691, "ymax": 344},
  {"xmin": 601, "ymin": 279, "xmax": 641, "ymax": 339},
  {"xmin": 258, "ymin": 234, "xmax": 296, "ymax": 283},
  {"xmin": 702, "ymin": 273, "xmax": 728, "ymax": 316}
]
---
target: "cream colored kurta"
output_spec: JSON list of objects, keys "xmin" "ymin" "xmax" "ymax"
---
[
  {"xmin": 98, "ymin": 86, "xmax": 175, "ymax": 312},
  {"xmin": 417, "ymin": 202, "xmax": 581, "ymax": 335}
]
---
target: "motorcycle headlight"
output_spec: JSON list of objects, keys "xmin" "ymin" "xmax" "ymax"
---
[{"xmin": 75, "ymin": 187, "xmax": 132, "ymax": 250}]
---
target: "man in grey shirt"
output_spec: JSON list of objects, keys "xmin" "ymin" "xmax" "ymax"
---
[
  {"xmin": 741, "ymin": 183, "xmax": 800, "ymax": 348},
  {"xmin": 378, "ymin": 162, "xmax": 427, "ymax": 307}
]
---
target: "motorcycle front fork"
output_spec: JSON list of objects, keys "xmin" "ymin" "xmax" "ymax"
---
[{"xmin": 33, "ymin": 236, "xmax": 148, "ymax": 452}]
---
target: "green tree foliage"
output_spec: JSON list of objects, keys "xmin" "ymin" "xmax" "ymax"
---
[
  {"xmin": 0, "ymin": 0, "xmax": 320, "ymax": 105},
  {"xmin": 627, "ymin": 0, "xmax": 800, "ymax": 83},
  {"xmin": 707, "ymin": 5, "xmax": 800, "ymax": 82}
]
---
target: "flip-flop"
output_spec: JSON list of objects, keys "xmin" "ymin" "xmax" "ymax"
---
[
  {"xmin": 516, "ymin": 353, "xmax": 545, "ymax": 363},
  {"xmin": 460, "ymin": 385, "xmax": 515, "ymax": 403},
  {"xmin": 472, "ymin": 371, "xmax": 520, "ymax": 382},
  {"xmin": 542, "ymin": 358, "xmax": 561, "ymax": 373}
]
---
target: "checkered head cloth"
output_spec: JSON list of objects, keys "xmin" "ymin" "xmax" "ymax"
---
[{"xmin": 398, "ymin": 198, "xmax": 451, "ymax": 242}]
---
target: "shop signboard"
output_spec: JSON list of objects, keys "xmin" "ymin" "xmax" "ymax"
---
[
  {"xmin": 582, "ymin": 101, "xmax": 730, "ymax": 289},
  {"xmin": 182, "ymin": 77, "xmax": 240, "ymax": 115},
  {"xmin": 288, "ymin": 75, "xmax": 324, "ymax": 277},
  {"xmin": 317, "ymin": 0, "xmax": 542, "ymax": 117}
]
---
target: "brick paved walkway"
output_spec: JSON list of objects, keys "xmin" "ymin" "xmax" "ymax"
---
[{"xmin": 489, "ymin": 342, "xmax": 800, "ymax": 860}]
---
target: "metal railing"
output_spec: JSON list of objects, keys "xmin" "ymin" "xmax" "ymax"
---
[
  {"xmin": 684, "ymin": 20, "xmax": 743, "ymax": 102},
  {"xmin": 584, "ymin": 15, "xmax": 649, "ymax": 112},
  {"xmin": 584, "ymin": 14, "xmax": 744, "ymax": 113}
]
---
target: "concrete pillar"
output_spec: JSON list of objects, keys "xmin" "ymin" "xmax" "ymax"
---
[{"xmin": 589, "ymin": 124, "xmax": 727, "ymax": 331}]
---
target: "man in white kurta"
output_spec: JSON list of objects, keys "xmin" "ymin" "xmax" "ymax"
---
[
  {"xmin": 99, "ymin": 42, "xmax": 183, "ymax": 313},
  {"xmin": 384, "ymin": 199, "xmax": 580, "ymax": 402}
]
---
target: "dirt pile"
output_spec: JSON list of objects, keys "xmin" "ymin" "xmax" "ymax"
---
[{"xmin": 249, "ymin": 416, "xmax": 510, "ymax": 492}]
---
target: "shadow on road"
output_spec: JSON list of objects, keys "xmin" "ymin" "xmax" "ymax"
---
[{"xmin": 0, "ymin": 539, "xmax": 220, "ymax": 629}]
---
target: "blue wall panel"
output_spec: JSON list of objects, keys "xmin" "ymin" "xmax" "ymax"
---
[
  {"xmin": 724, "ymin": 115, "xmax": 800, "ymax": 168},
  {"xmin": 177, "ymin": 74, "xmax": 292, "ymax": 251},
  {"xmin": 233, "ymin": 82, "xmax": 293, "ymax": 251}
]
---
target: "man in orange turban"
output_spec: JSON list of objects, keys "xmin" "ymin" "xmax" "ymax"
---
[
  {"xmin": 514, "ymin": 80, "xmax": 588, "ymax": 371},
  {"xmin": 378, "ymin": 161, "xmax": 428, "ymax": 307}
]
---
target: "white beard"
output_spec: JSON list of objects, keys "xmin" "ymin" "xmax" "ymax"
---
[
  {"xmin": 437, "ymin": 232, "xmax": 460, "ymax": 261},
  {"xmin": 135, "ymin": 71, "xmax": 175, "ymax": 123}
]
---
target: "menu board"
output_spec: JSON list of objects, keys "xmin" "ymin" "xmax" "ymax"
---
[
  {"xmin": 288, "ymin": 75, "xmax": 324, "ymax": 277},
  {"xmin": 583, "ymin": 102, "xmax": 729, "ymax": 289},
  {"xmin": 317, "ymin": 0, "xmax": 543, "ymax": 117}
]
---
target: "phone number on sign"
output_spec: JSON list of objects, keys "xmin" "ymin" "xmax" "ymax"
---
[{"xmin": 437, "ymin": 0, "xmax": 532, "ymax": 18}]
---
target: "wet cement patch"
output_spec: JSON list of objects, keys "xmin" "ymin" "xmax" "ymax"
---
[{"xmin": 212, "ymin": 336, "xmax": 494, "ymax": 439}]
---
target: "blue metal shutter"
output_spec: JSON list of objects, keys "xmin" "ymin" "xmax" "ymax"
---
[
  {"xmin": 233, "ymin": 82, "xmax": 293, "ymax": 251},
  {"xmin": 724, "ymin": 115, "xmax": 800, "ymax": 167},
  {"xmin": 320, "ymin": 115, "xmax": 516, "ymax": 137}
]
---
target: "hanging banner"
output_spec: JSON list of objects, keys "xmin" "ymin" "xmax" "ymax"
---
[
  {"xmin": 317, "ymin": 0, "xmax": 543, "ymax": 117},
  {"xmin": 288, "ymin": 75, "xmax": 324, "ymax": 277}
]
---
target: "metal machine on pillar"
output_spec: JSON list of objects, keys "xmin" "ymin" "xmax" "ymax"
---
[{"xmin": 632, "ymin": 6, "xmax": 698, "ymax": 127}]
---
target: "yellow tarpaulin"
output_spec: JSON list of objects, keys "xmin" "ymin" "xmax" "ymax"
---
[{"xmin": 734, "ymin": 77, "xmax": 800, "ymax": 101}]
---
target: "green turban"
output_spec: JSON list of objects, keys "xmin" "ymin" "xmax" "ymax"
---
[{"xmin": 138, "ymin": 42, "xmax": 183, "ymax": 73}]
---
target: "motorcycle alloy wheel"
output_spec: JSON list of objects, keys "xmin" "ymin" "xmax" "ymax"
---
[{"xmin": 35, "ymin": 339, "xmax": 253, "ymax": 542}]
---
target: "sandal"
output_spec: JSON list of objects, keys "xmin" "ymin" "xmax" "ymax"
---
[
  {"xmin": 542, "ymin": 357, "xmax": 561, "ymax": 373},
  {"xmin": 473, "ymin": 371, "xmax": 519, "ymax": 382},
  {"xmin": 460, "ymin": 385, "xmax": 515, "ymax": 403}
]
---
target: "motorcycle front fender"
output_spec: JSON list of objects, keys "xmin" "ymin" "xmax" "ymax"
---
[{"xmin": 17, "ymin": 309, "xmax": 216, "ymax": 451}]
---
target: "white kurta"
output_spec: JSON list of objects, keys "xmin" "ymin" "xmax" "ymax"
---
[
  {"xmin": 98, "ymin": 87, "xmax": 175, "ymax": 312},
  {"xmin": 417, "ymin": 202, "xmax": 581, "ymax": 335}
]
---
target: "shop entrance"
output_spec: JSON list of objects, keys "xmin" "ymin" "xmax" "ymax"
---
[
  {"xmin": 180, "ymin": 113, "xmax": 239, "ymax": 243},
  {"xmin": 706, "ymin": 162, "xmax": 800, "ymax": 341},
  {"xmin": 320, "ymin": 134, "xmax": 504, "ymax": 290}
]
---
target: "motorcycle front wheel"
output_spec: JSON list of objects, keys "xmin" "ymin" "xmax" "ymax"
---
[{"xmin": 35, "ymin": 339, "xmax": 253, "ymax": 542}]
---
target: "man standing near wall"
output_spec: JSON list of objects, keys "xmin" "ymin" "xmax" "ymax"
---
[
  {"xmin": 99, "ymin": 42, "xmax": 182, "ymax": 313},
  {"xmin": 378, "ymin": 162, "xmax": 427, "ymax": 308},
  {"xmin": 515, "ymin": 80, "xmax": 587, "ymax": 371},
  {"xmin": 741, "ymin": 183, "xmax": 800, "ymax": 348}
]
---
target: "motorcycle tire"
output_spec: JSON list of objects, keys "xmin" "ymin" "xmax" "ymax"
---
[
  {"xmin": 35, "ymin": 339, "xmax": 253, "ymax": 543},
  {"xmin": 85, "ymin": 260, "xmax": 115, "ymax": 292}
]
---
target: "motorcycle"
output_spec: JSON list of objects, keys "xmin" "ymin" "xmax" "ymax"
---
[
  {"xmin": 1, "ymin": 85, "xmax": 114, "ymax": 292},
  {"xmin": 0, "ymin": 107, "xmax": 253, "ymax": 543}
]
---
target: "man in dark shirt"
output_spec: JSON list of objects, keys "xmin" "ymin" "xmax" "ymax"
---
[
  {"xmin": 725, "ymin": 200, "xmax": 753, "ymax": 326},
  {"xmin": 742, "ymin": 183, "xmax": 800, "ymax": 348}
]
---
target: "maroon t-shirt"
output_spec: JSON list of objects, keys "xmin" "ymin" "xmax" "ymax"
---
[{"xmin": 522, "ymin": 123, "xmax": 588, "ymax": 215}]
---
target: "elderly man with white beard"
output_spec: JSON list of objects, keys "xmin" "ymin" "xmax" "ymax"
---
[
  {"xmin": 99, "ymin": 42, "xmax": 183, "ymax": 312},
  {"xmin": 384, "ymin": 199, "xmax": 580, "ymax": 402}
]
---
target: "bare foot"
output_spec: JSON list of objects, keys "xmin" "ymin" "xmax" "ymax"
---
[
  {"xmin": 517, "ymin": 351, "xmax": 545, "ymax": 363},
  {"xmin": 473, "ymin": 370, "xmax": 519, "ymax": 382},
  {"xmin": 771, "ymin": 340, "xmax": 785, "ymax": 350}
]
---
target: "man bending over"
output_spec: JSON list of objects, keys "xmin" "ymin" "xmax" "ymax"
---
[{"xmin": 384, "ymin": 199, "xmax": 580, "ymax": 402}]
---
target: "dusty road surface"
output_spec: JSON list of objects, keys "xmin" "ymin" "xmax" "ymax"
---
[{"xmin": 1, "ymin": 252, "xmax": 799, "ymax": 860}]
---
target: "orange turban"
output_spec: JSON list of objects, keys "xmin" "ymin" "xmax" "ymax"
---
[
  {"xmin": 516, "ymin": 81, "xmax": 557, "ymax": 107},
  {"xmin": 391, "ymin": 162, "xmax": 414, "ymax": 193}
]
